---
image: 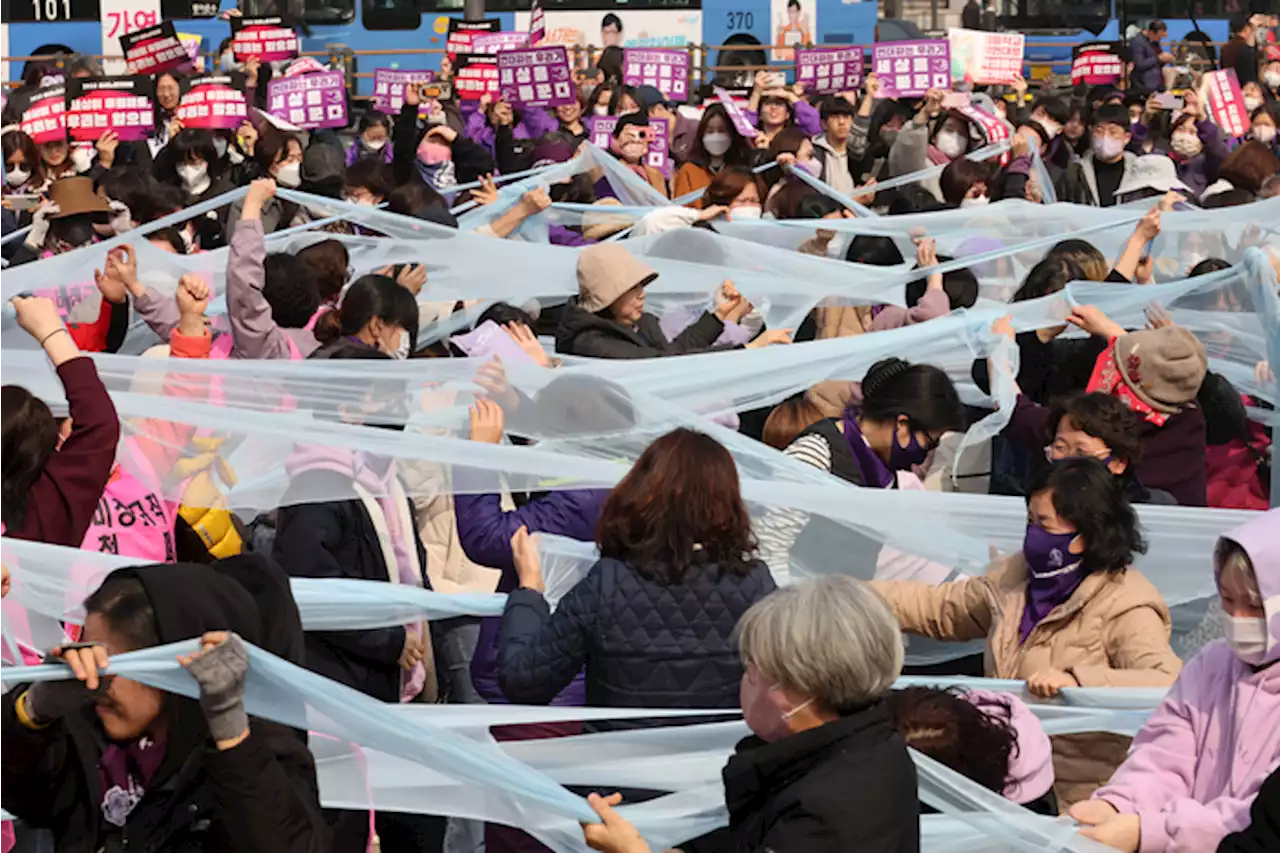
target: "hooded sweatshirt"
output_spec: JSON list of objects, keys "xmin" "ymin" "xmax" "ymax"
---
[
  {"xmin": 1093, "ymin": 510, "xmax": 1280, "ymax": 853},
  {"xmin": 1, "ymin": 557, "xmax": 326, "ymax": 853}
]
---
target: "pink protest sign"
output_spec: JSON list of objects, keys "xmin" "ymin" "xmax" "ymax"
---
[
  {"xmin": 372, "ymin": 69, "xmax": 435, "ymax": 113},
  {"xmin": 497, "ymin": 46, "xmax": 575, "ymax": 108},
  {"xmin": 1205, "ymin": 69, "xmax": 1250, "ymax": 139},
  {"xmin": 447, "ymin": 18, "xmax": 501, "ymax": 61},
  {"xmin": 267, "ymin": 71, "xmax": 349, "ymax": 130},
  {"xmin": 948, "ymin": 28, "xmax": 1024, "ymax": 85},
  {"xmin": 1072, "ymin": 43, "xmax": 1125, "ymax": 85},
  {"xmin": 472, "ymin": 31, "xmax": 530, "ymax": 55},
  {"xmin": 120, "ymin": 22, "xmax": 189, "ymax": 76},
  {"xmin": 454, "ymin": 55, "xmax": 500, "ymax": 101},
  {"xmin": 529, "ymin": 0, "xmax": 545, "ymax": 45},
  {"xmin": 713, "ymin": 86, "xmax": 759, "ymax": 138},
  {"xmin": 623, "ymin": 49, "xmax": 690, "ymax": 102},
  {"xmin": 872, "ymin": 40, "xmax": 950, "ymax": 99},
  {"xmin": 588, "ymin": 116, "xmax": 671, "ymax": 176},
  {"xmin": 796, "ymin": 47, "xmax": 864, "ymax": 94},
  {"xmin": 177, "ymin": 74, "xmax": 249, "ymax": 130},
  {"xmin": 231, "ymin": 16, "xmax": 299, "ymax": 62},
  {"xmin": 65, "ymin": 77, "xmax": 155, "ymax": 143},
  {"xmin": 957, "ymin": 104, "xmax": 1010, "ymax": 166},
  {"xmin": 18, "ymin": 83, "xmax": 66, "ymax": 144}
]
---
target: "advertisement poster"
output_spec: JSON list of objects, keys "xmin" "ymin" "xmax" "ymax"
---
[
  {"xmin": 622, "ymin": 48, "xmax": 690, "ymax": 101},
  {"xmin": 17, "ymin": 83, "xmax": 67, "ymax": 145},
  {"xmin": 795, "ymin": 47, "xmax": 863, "ymax": 94},
  {"xmin": 266, "ymin": 71, "xmax": 349, "ymax": 130},
  {"xmin": 177, "ymin": 73, "xmax": 249, "ymax": 130},
  {"xmin": 120, "ymin": 21, "xmax": 189, "ymax": 76},
  {"xmin": 497, "ymin": 47, "xmax": 575, "ymax": 109},
  {"xmin": 871, "ymin": 40, "xmax": 951, "ymax": 99},
  {"xmin": 231, "ymin": 16, "xmax": 299, "ymax": 62},
  {"xmin": 512, "ymin": 10, "xmax": 703, "ymax": 51},
  {"xmin": 1071, "ymin": 42, "xmax": 1126, "ymax": 85},
  {"xmin": 65, "ymin": 76, "xmax": 154, "ymax": 142},
  {"xmin": 948, "ymin": 28, "xmax": 1024, "ymax": 85},
  {"xmin": 771, "ymin": 0, "xmax": 814, "ymax": 62}
]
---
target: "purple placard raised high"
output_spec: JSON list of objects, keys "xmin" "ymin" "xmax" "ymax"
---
[
  {"xmin": 266, "ymin": 71, "xmax": 348, "ymax": 130},
  {"xmin": 588, "ymin": 116, "xmax": 670, "ymax": 177},
  {"xmin": 472, "ymin": 31, "xmax": 530, "ymax": 55},
  {"xmin": 871, "ymin": 40, "xmax": 951, "ymax": 99},
  {"xmin": 712, "ymin": 86, "xmax": 758, "ymax": 138},
  {"xmin": 372, "ymin": 68, "xmax": 434, "ymax": 113},
  {"xmin": 796, "ymin": 47, "xmax": 864, "ymax": 94},
  {"xmin": 497, "ymin": 46, "xmax": 575, "ymax": 109},
  {"xmin": 622, "ymin": 49, "xmax": 690, "ymax": 102}
]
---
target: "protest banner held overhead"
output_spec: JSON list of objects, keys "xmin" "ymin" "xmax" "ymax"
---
[
  {"xmin": 231, "ymin": 16, "xmax": 300, "ymax": 62},
  {"xmin": 176, "ymin": 73, "xmax": 249, "ymax": 130},
  {"xmin": 795, "ymin": 47, "xmax": 864, "ymax": 94},
  {"xmin": 497, "ymin": 47, "xmax": 575, "ymax": 109},
  {"xmin": 119, "ymin": 21, "xmax": 189, "ymax": 76},
  {"xmin": 16, "ymin": 82, "xmax": 67, "ymax": 145},
  {"xmin": 872, "ymin": 40, "xmax": 951, "ymax": 98},
  {"xmin": 622, "ymin": 49, "xmax": 690, "ymax": 102},
  {"xmin": 267, "ymin": 71, "xmax": 349, "ymax": 130},
  {"xmin": 65, "ymin": 76, "xmax": 155, "ymax": 142},
  {"xmin": 948, "ymin": 28, "xmax": 1024, "ymax": 85}
]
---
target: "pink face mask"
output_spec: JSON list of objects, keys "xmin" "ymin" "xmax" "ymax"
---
[{"xmin": 417, "ymin": 140, "xmax": 452, "ymax": 165}]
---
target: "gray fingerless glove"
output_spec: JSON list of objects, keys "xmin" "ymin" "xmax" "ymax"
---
[{"xmin": 185, "ymin": 633, "xmax": 250, "ymax": 743}]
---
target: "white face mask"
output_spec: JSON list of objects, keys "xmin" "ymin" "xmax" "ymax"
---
[
  {"xmin": 960, "ymin": 194, "xmax": 990, "ymax": 208},
  {"xmin": 177, "ymin": 162, "xmax": 210, "ymax": 191},
  {"xmin": 1171, "ymin": 133, "xmax": 1203, "ymax": 157},
  {"xmin": 212, "ymin": 136, "xmax": 228, "ymax": 159},
  {"xmin": 1264, "ymin": 70, "xmax": 1280, "ymax": 89},
  {"xmin": 1254, "ymin": 125, "xmax": 1277, "ymax": 144},
  {"xmin": 935, "ymin": 129, "xmax": 968, "ymax": 159},
  {"xmin": 702, "ymin": 132, "xmax": 732, "ymax": 157},
  {"xmin": 593, "ymin": 105, "xmax": 610, "ymax": 116},
  {"xmin": 5, "ymin": 167, "xmax": 31, "ymax": 188},
  {"xmin": 364, "ymin": 138, "xmax": 387, "ymax": 151},
  {"xmin": 388, "ymin": 330, "xmax": 410, "ymax": 360},
  {"xmin": 1035, "ymin": 115, "xmax": 1061, "ymax": 140},
  {"xmin": 275, "ymin": 161, "xmax": 302, "ymax": 188},
  {"xmin": 70, "ymin": 145, "xmax": 94, "ymax": 173},
  {"xmin": 1220, "ymin": 609, "xmax": 1269, "ymax": 665},
  {"xmin": 1244, "ymin": 96, "xmax": 1264, "ymax": 114},
  {"xmin": 729, "ymin": 204, "xmax": 762, "ymax": 220}
]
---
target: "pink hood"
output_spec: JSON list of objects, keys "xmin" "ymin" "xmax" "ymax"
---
[
  {"xmin": 1219, "ymin": 509, "xmax": 1280, "ymax": 665},
  {"xmin": 966, "ymin": 688, "xmax": 1054, "ymax": 804}
]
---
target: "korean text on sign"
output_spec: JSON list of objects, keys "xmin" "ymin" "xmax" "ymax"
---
[
  {"xmin": 622, "ymin": 49, "xmax": 690, "ymax": 101},
  {"xmin": 267, "ymin": 71, "xmax": 349, "ymax": 130},
  {"xmin": 1072, "ymin": 44, "xmax": 1124, "ymax": 85},
  {"xmin": 872, "ymin": 40, "xmax": 951, "ymax": 99},
  {"xmin": 178, "ymin": 76, "xmax": 249, "ymax": 130},
  {"xmin": 120, "ymin": 22, "xmax": 189, "ymax": 76},
  {"xmin": 67, "ymin": 83, "xmax": 154, "ymax": 142},
  {"xmin": 19, "ymin": 85, "xmax": 66, "ymax": 145},
  {"xmin": 232, "ymin": 17, "xmax": 300, "ymax": 62},
  {"xmin": 471, "ymin": 32, "xmax": 531, "ymax": 55},
  {"xmin": 454, "ymin": 57, "xmax": 500, "ymax": 101},
  {"xmin": 948, "ymin": 29, "xmax": 1024, "ymax": 85},
  {"xmin": 497, "ymin": 47, "xmax": 575, "ymax": 109},
  {"xmin": 795, "ymin": 47, "xmax": 864, "ymax": 94},
  {"xmin": 372, "ymin": 69, "xmax": 435, "ymax": 114},
  {"xmin": 1205, "ymin": 70, "xmax": 1250, "ymax": 139},
  {"xmin": 587, "ymin": 116, "xmax": 671, "ymax": 177}
]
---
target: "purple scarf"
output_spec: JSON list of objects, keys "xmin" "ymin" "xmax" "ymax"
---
[
  {"xmin": 839, "ymin": 409, "xmax": 895, "ymax": 489},
  {"xmin": 98, "ymin": 733, "xmax": 167, "ymax": 827},
  {"xmin": 1018, "ymin": 525, "xmax": 1086, "ymax": 643}
]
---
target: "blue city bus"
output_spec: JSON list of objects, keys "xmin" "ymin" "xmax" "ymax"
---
[
  {"xmin": 2, "ymin": 0, "xmax": 880, "ymax": 96},
  {"xmin": 1002, "ymin": 0, "xmax": 1238, "ymax": 81}
]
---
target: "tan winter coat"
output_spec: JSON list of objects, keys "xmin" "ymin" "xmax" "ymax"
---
[{"xmin": 872, "ymin": 554, "xmax": 1182, "ymax": 807}]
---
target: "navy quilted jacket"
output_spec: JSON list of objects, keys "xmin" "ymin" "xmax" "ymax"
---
[{"xmin": 498, "ymin": 556, "xmax": 777, "ymax": 708}]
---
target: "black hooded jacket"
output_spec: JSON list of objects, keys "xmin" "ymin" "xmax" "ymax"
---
[
  {"xmin": 1, "ymin": 556, "xmax": 328, "ymax": 853},
  {"xmin": 554, "ymin": 299, "xmax": 730, "ymax": 359}
]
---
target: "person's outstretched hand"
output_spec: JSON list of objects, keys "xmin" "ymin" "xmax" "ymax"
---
[
  {"xmin": 581, "ymin": 793, "xmax": 652, "ymax": 853},
  {"xmin": 503, "ymin": 321, "xmax": 551, "ymax": 367},
  {"xmin": 1066, "ymin": 304, "xmax": 1125, "ymax": 340},
  {"xmin": 746, "ymin": 329, "xmax": 793, "ymax": 349},
  {"xmin": 468, "ymin": 396, "xmax": 505, "ymax": 443},
  {"xmin": 510, "ymin": 526, "xmax": 545, "ymax": 593},
  {"xmin": 178, "ymin": 631, "xmax": 250, "ymax": 749},
  {"xmin": 21, "ymin": 642, "xmax": 111, "ymax": 726}
]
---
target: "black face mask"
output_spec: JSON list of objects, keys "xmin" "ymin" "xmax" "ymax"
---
[{"xmin": 49, "ymin": 214, "xmax": 96, "ymax": 249}]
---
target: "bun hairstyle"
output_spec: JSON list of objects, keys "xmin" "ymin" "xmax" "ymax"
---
[
  {"xmin": 314, "ymin": 274, "xmax": 420, "ymax": 351},
  {"xmin": 859, "ymin": 357, "xmax": 965, "ymax": 435}
]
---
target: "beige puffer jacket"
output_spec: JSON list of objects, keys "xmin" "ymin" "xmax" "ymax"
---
[{"xmin": 873, "ymin": 554, "xmax": 1183, "ymax": 807}]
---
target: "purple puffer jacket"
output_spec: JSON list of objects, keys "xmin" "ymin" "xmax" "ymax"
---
[
  {"xmin": 464, "ymin": 106, "xmax": 560, "ymax": 162},
  {"xmin": 455, "ymin": 475, "xmax": 609, "ymax": 705}
]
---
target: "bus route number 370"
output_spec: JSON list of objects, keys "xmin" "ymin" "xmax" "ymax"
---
[{"xmin": 727, "ymin": 10, "xmax": 755, "ymax": 30}]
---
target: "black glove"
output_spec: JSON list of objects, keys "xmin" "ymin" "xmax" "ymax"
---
[{"xmin": 23, "ymin": 643, "xmax": 108, "ymax": 725}]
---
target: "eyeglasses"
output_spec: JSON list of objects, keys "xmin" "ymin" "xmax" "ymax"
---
[{"xmin": 1044, "ymin": 444, "xmax": 1113, "ymax": 464}]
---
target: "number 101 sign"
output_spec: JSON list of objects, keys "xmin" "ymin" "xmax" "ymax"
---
[{"xmin": 101, "ymin": 0, "xmax": 162, "ymax": 74}]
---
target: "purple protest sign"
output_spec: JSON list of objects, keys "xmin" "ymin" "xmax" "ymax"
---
[
  {"xmin": 713, "ymin": 86, "xmax": 758, "ymax": 138},
  {"xmin": 796, "ymin": 47, "xmax": 864, "ymax": 94},
  {"xmin": 497, "ymin": 46, "xmax": 575, "ymax": 109},
  {"xmin": 622, "ymin": 49, "xmax": 690, "ymax": 102},
  {"xmin": 472, "ymin": 31, "xmax": 530, "ymax": 55},
  {"xmin": 372, "ymin": 68, "xmax": 434, "ymax": 113},
  {"xmin": 266, "ymin": 71, "xmax": 348, "ymax": 130},
  {"xmin": 588, "ymin": 116, "xmax": 670, "ymax": 177},
  {"xmin": 872, "ymin": 40, "xmax": 951, "ymax": 99}
]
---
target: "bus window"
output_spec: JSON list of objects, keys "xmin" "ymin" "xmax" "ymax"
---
[
  {"xmin": 365, "ymin": 0, "xmax": 421, "ymax": 29},
  {"xmin": 303, "ymin": 0, "xmax": 356, "ymax": 24}
]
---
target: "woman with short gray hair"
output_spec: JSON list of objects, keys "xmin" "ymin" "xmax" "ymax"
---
[{"xmin": 581, "ymin": 576, "xmax": 921, "ymax": 853}]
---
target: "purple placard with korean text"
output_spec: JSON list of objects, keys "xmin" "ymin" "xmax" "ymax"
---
[
  {"xmin": 472, "ymin": 31, "xmax": 530, "ymax": 55},
  {"xmin": 622, "ymin": 49, "xmax": 690, "ymax": 102},
  {"xmin": 266, "ymin": 71, "xmax": 348, "ymax": 130},
  {"xmin": 372, "ymin": 69, "xmax": 434, "ymax": 113},
  {"xmin": 871, "ymin": 40, "xmax": 951, "ymax": 99},
  {"xmin": 497, "ymin": 46, "xmax": 575, "ymax": 109},
  {"xmin": 713, "ymin": 86, "xmax": 759, "ymax": 138},
  {"xmin": 588, "ymin": 116, "xmax": 671, "ymax": 177},
  {"xmin": 796, "ymin": 47, "xmax": 863, "ymax": 94}
]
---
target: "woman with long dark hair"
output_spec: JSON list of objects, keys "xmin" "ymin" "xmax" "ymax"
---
[
  {"xmin": 497, "ymin": 428, "xmax": 776, "ymax": 708},
  {"xmin": 673, "ymin": 103, "xmax": 758, "ymax": 203}
]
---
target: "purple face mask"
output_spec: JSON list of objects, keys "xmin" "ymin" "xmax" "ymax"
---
[
  {"xmin": 1020, "ymin": 523, "xmax": 1085, "ymax": 642},
  {"xmin": 888, "ymin": 426, "xmax": 931, "ymax": 472}
]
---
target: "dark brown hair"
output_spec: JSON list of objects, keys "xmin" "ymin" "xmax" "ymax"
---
[
  {"xmin": 295, "ymin": 239, "xmax": 350, "ymax": 305},
  {"xmin": 596, "ymin": 428, "xmax": 757, "ymax": 582},
  {"xmin": 762, "ymin": 395, "xmax": 824, "ymax": 450},
  {"xmin": 886, "ymin": 686, "xmax": 1017, "ymax": 795},
  {"xmin": 704, "ymin": 166, "xmax": 765, "ymax": 208},
  {"xmin": 1046, "ymin": 391, "xmax": 1143, "ymax": 466},
  {"xmin": 2, "ymin": 385, "xmax": 59, "ymax": 530},
  {"xmin": 1218, "ymin": 141, "xmax": 1280, "ymax": 194}
]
